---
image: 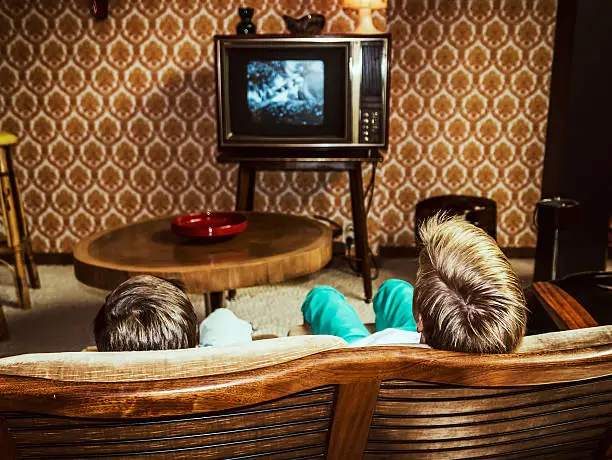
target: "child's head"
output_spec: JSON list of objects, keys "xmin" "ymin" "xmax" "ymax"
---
[
  {"xmin": 414, "ymin": 214, "xmax": 527, "ymax": 354},
  {"xmin": 94, "ymin": 275, "xmax": 198, "ymax": 352}
]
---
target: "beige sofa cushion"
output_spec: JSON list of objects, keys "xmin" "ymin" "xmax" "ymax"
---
[
  {"xmin": 290, "ymin": 323, "xmax": 612, "ymax": 354},
  {"xmin": 2, "ymin": 325, "xmax": 608, "ymax": 384},
  {"xmin": 0, "ymin": 335, "xmax": 347, "ymax": 382},
  {"xmin": 516, "ymin": 325, "xmax": 612, "ymax": 353}
]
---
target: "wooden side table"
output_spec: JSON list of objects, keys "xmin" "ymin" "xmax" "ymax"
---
[
  {"xmin": 0, "ymin": 132, "xmax": 41, "ymax": 340},
  {"xmin": 218, "ymin": 152, "xmax": 382, "ymax": 303}
]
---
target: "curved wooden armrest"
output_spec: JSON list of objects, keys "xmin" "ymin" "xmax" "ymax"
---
[{"xmin": 532, "ymin": 281, "xmax": 598, "ymax": 330}]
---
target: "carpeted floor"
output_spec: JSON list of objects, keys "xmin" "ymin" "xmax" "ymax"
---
[{"xmin": 0, "ymin": 257, "xmax": 536, "ymax": 358}]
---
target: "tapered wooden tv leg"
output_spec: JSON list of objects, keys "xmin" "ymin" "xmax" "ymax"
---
[
  {"xmin": 235, "ymin": 164, "xmax": 256, "ymax": 212},
  {"xmin": 349, "ymin": 165, "xmax": 372, "ymax": 303},
  {"xmin": 231, "ymin": 164, "xmax": 257, "ymax": 302}
]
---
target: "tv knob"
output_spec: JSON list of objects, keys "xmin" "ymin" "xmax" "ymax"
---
[{"xmin": 364, "ymin": 136, "xmax": 369, "ymax": 141}]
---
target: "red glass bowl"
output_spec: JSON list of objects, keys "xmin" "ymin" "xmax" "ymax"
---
[{"xmin": 171, "ymin": 212, "xmax": 247, "ymax": 239}]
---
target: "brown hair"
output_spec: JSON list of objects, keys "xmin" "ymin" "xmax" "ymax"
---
[
  {"xmin": 414, "ymin": 214, "xmax": 527, "ymax": 354},
  {"xmin": 94, "ymin": 275, "xmax": 198, "ymax": 351}
]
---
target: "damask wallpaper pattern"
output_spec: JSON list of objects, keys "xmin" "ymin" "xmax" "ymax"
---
[{"xmin": 0, "ymin": 0, "xmax": 556, "ymax": 252}]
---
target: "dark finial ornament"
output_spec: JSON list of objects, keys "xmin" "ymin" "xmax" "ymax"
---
[
  {"xmin": 91, "ymin": 0, "xmax": 108, "ymax": 20},
  {"xmin": 236, "ymin": 7, "xmax": 256, "ymax": 35}
]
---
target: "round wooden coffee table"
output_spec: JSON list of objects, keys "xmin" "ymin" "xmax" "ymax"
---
[{"xmin": 73, "ymin": 212, "xmax": 332, "ymax": 314}]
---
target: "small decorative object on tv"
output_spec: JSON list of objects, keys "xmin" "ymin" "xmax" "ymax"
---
[
  {"xmin": 91, "ymin": 0, "xmax": 108, "ymax": 20},
  {"xmin": 171, "ymin": 212, "xmax": 248, "ymax": 239},
  {"xmin": 215, "ymin": 35, "xmax": 391, "ymax": 152},
  {"xmin": 236, "ymin": 7, "xmax": 256, "ymax": 35},
  {"xmin": 343, "ymin": 0, "xmax": 388, "ymax": 34},
  {"xmin": 282, "ymin": 14, "xmax": 326, "ymax": 35}
]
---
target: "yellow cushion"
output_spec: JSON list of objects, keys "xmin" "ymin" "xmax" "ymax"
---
[
  {"xmin": 0, "ymin": 335, "xmax": 347, "ymax": 382},
  {"xmin": 0, "ymin": 132, "xmax": 17, "ymax": 146}
]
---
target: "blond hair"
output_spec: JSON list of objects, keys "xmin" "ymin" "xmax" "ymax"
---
[{"xmin": 414, "ymin": 213, "xmax": 527, "ymax": 353}]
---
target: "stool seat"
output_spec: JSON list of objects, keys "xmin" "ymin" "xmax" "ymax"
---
[{"xmin": 0, "ymin": 132, "xmax": 18, "ymax": 146}]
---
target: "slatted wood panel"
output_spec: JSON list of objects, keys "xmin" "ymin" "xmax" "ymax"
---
[
  {"xmin": 364, "ymin": 376, "xmax": 612, "ymax": 459},
  {"xmin": 2, "ymin": 386, "xmax": 336, "ymax": 459}
]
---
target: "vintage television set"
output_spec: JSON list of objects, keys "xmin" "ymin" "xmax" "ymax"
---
[{"xmin": 215, "ymin": 34, "xmax": 390, "ymax": 155}]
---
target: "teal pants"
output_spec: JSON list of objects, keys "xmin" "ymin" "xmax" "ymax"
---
[{"xmin": 301, "ymin": 279, "xmax": 417, "ymax": 344}]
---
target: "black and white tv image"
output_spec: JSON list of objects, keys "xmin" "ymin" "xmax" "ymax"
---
[{"xmin": 246, "ymin": 60, "xmax": 324, "ymax": 126}]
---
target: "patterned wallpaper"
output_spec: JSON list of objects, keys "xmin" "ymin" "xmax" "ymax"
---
[{"xmin": 0, "ymin": 0, "xmax": 556, "ymax": 253}]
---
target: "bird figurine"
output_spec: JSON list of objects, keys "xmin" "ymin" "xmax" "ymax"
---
[{"xmin": 282, "ymin": 14, "xmax": 325, "ymax": 35}]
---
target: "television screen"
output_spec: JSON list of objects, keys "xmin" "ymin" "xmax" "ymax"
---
[
  {"xmin": 246, "ymin": 60, "xmax": 324, "ymax": 127},
  {"xmin": 222, "ymin": 44, "xmax": 349, "ymax": 142}
]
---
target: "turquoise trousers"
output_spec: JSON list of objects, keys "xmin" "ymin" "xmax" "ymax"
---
[{"xmin": 301, "ymin": 279, "xmax": 417, "ymax": 344}]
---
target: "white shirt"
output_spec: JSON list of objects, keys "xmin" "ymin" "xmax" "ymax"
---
[
  {"xmin": 349, "ymin": 328, "xmax": 422, "ymax": 347},
  {"xmin": 200, "ymin": 309, "xmax": 253, "ymax": 347}
]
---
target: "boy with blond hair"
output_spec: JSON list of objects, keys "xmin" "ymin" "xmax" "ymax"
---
[{"xmin": 302, "ymin": 214, "xmax": 527, "ymax": 353}]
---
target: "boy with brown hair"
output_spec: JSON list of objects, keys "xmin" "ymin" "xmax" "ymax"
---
[
  {"xmin": 302, "ymin": 213, "xmax": 527, "ymax": 353},
  {"xmin": 94, "ymin": 275, "xmax": 253, "ymax": 352},
  {"xmin": 94, "ymin": 275, "xmax": 199, "ymax": 351}
]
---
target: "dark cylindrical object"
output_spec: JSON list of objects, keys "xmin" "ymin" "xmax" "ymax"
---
[
  {"xmin": 415, "ymin": 195, "xmax": 497, "ymax": 244},
  {"xmin": 91, "ymin": 0, "xmax": 108, "ymax": 20},
  {"xmin": 533, "ymin": 197, "xmax": 580, "ymax": 281}
]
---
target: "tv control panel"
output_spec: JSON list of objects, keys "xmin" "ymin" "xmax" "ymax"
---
[
  {"xmin": 358, "ymin": 39, "xmax": 387, "ymax": 146},
  {"xmin": 359, "ymin": 109, "xmax": 382, "ymax": 144}
]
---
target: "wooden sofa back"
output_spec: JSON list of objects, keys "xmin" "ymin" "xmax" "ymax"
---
[{"xmin": 0, "ymin": 325, "xmax": 611, "ymax": 460}]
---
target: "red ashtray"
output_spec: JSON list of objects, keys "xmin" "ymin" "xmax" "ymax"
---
[{"xmin": 171, "ymin": 212, "xmax": 247, "ymax": 239}]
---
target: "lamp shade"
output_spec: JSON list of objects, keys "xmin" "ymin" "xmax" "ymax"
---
[{"xmin": 343, "ymin": 0, "xmax": 387, "ymax": 9}]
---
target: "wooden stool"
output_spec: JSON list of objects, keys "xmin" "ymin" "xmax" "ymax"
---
[{"xmin": 0, "ymin": 132, "xmax": 40, "ymax": 341}]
